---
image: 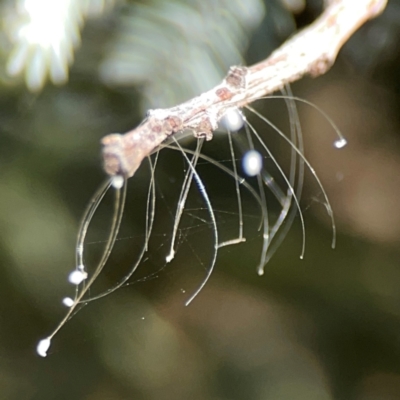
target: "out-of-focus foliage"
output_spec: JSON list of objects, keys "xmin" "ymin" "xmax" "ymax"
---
[
  {"xmin": 1, "ymin": 0, "xmax": 267, "ymax": 109},
  {"xmin": 1, "ymin": 0, "xmax": 400, "ymax": 399},
  {"xmin": 99, "ymin": 0, "xmax": 266, "ymax": 109}
]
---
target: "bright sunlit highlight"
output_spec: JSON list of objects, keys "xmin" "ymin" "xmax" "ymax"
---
[
  {"xmin": 20, "ymin": 0, "xmax": 71, "ymax": 48},
  {"xmin": 5, "ymin": 0, "xmax": 115, "ymax": 91}
]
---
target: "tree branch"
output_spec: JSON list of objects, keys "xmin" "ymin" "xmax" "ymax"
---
[{"xmin": 101, "ymin": 0, "xmax": 387, "ymax": 179}]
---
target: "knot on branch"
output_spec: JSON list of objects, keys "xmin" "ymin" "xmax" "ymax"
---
[
  {"xmin": 192, "ymin": 111, "xmax": 219, "ymax": 141},
  {"xmin": 101, "ymin": 133, "xmax": 129, "ymax": 177},
  {"xmin": 309, "ymin": 54, "xmax": 335, "ymax": 77},
  {"xmin": 225, "ymin": 66, "xmax": 248, "ymax": 90},
  {"xmin": 146, "ymin": 111, "xmax": 183, "ymax": 135}
]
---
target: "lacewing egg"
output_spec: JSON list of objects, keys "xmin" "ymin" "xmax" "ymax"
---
[
  {"xmin": 37, "ymin": 337, "xmax": 51, "ymax": 357},
  {"xmin": 334, "ymin": 138, "xmax": 347, "ymax": 149},
  {"xmin": 111, "ymin": 175, "xmax": 124, "ymax": 189},
  {"xmin": 242, "ymin": 150, "xmax": 263, "ymax": 176},
  {"xmin": 220, "ymin": 108, "xmax": 244, "ymax": 132},
  {"xmin": 62, "ymin": 297, "xmax": 74, "ymax": 307},
  {"xmin": 68, "ymin": 270, "xmax": 88, "ymax": 285}
]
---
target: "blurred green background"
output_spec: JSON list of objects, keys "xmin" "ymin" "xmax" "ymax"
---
[{"xmin": 1, "ymin": 0, "xmax": 400, "ymax": 399}]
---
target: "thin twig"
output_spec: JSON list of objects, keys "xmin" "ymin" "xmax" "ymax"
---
[{"xmin": 101, "ymin": 0, "xmax": 387, "ymax": 179}]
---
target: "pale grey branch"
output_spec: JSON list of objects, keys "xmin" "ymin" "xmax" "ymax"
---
[{"xmin": 101, "ymin": 0, "xmax": 387, "ymax": 178}]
